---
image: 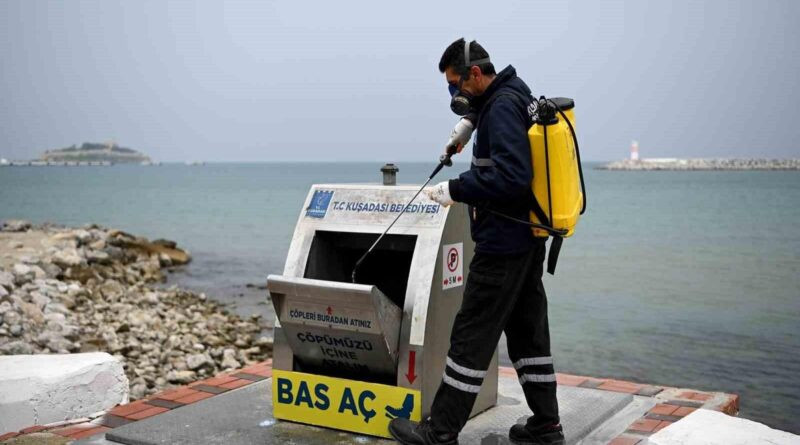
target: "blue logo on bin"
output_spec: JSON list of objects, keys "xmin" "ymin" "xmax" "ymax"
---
[{"xmin": 306, "ymin": 190, "xmax": 334, "ymax": 218}]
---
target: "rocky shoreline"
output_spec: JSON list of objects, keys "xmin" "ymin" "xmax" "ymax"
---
[
  {"xmin": 598, "ymin": 158, "xmax": 800, "ymax": 171},
  {"xmin": 0, "ymin": 220, "xmax": 271, "ymax": 400}
]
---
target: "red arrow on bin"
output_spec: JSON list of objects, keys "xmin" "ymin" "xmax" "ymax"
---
[{"xmin": 405, "ymin": 350, "xmax": 417, "ymax": 384}]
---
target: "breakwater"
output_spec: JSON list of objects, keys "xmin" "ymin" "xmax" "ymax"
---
[{"xmin": 598, "ymin": 158, "xmax": 800, "ymax": 170}]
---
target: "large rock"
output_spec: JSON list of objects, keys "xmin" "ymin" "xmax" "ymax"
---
[
  {"xmin": 12, "ymin": 264, "xmax": 35, "ymax": 286},
  {"xmin": 1, "ymin": 308, "xmax": 20, "ymax": 325},
  {"xmin": 0, "ymin": 353, "xmax": 129, "ymax": 435},
  {"xmin": 185, "ymin": 353, "xmax": 214, "ymax": 371},
  {"xmin": 51, "ymin": 249, "xmax": 85, "ymax": 268},
  {"xmin": 221, "ymin": 348, "xmax": 241, "ymax": 370},
  {"xmin": 109, "ymin": 232, "xmax": 191, "ymax": 265},
  {"xmin": 17, "ymin": 301, "xmax": 44, "ymax": 325},
  {"xmin": 39, "ymin": 262, "xmax": 62, "ymax": 279},
  {"xmin": 85, "ymin": 249, "xmax": 111, "ymax": 265},
  {"xmin": 2, "ymin": 220, "xmax": 31, "ymax": 232},
  {"xmin": 0, "ymin": 340, "xmax": 33, "ymax": 355},
  {"xmin": 29, "ymin": 264, "xmax": 47, "ymax": 280},
  {"xmin": 73, "ymin": 229, "xmax": 93, "ymax": 245},
  {"xmin": 0, "ymin": 271, "xmax": 15, "ymax": 291},
  {"xmin": 166, "ymin": 370, "xmax": 196, "ymax": 384},
  {"xmin": 35, "ymin": 332, "xmax": 76, "ymax": 352}
]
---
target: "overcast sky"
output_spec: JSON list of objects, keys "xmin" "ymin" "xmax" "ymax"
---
[{"xmin": 1, "ymin": 0, "xmax": 798, "ymax": 162}]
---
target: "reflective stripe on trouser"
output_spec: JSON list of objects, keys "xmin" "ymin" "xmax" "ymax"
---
[
  {"xmin": 441, "ymin": 356, "xmax": 487, "ymax": 394},
  {"xmin": 429, "ymin": 243, "xmax": 560, "ymax": 436},
  {"xmin": 514, "ymin": 356, "xmax": 557, "ymax": 385}
]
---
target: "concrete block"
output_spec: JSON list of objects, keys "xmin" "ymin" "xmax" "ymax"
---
[
  {"xmin": 0, "ymin": 353, "xmax": 129, "ymax": 434},
  {"xmin": 649, "ymin": 408, "xmax": 799, "ymax": 445}
]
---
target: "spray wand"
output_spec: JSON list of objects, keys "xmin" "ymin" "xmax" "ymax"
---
[{"xmin": 351, "ymin": 151, "xmax": 455, "ymax": 283}]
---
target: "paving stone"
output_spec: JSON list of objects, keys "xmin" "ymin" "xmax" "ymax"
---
[
  {"xmin": 50, "ymin": 423, "xmax": 96, "ymax": 437},
  {"xmin": 155, "ymin": 388, "xmax": 199, "ymax": 402},
  {"xmin": 627, "ymin": 418, "xmax": 661, "ymax": 433},
  {"xmin": 556, "ymin": 374, "xmax": 588, "ymax": 387},
  {"xmin": 174, "ymin": 391, "xmax": 215, "ymax": 405},
  {"xmin": 636, "ymin": 386, "xmax": 663, "ymax": 397},
  {"xmin": 578, "ymin": 379, "xmax": 604, "ymax": 389},
  {"xmin": 20, "ymin": 425, "xmax": 48, "ymax": 434},
  {"xmin": 201, "ymin": 375, "xmax": 239, "ymax": 387},
  {"xmin": 109, "ymin": 401, "xmax": 151, "ymax": 417},
  {"xmin": 0, "ymin": 432, "xmax": 20, "ymax": 441},
  {"xmin": 678, "ymin": 391, "xmax": 713, "ymax": 402},
  {"xmin": 649, "ymin": 403, "xmax": 678, "ymax": 416},
  {"xmin": 672, "ymin": 406, "xmax": 698, "ymax": 417},
  {"xmin": 609, "ymin": 437, "xmax": 642, "ymax": 445},
  {"xmin": 652, "ymin": 420, "xmax": 672, "ymax": 432},
  {"xmin": 145, "ymin": 398, "xmax": 185, "ymax": 410},
  {"xmin": 665, "ymin": 399, "xmax": 704, "ymax": 408},
  {"xmin": 191, "ymin": 384, "xmax": 230, "ymax": 395},
  {"xmin": 91, "ymin": 414, "xmax": 133, "ymax": 428},
  {"xmin": 644, "ymin": 413, "xmax": 682, "ymax": 422},
  {"xmin": 598, "ymin": 380, "xmax": 643, "ymax": 394},
  {"xmin": 231, "ymin": 372, "xmax": 267, "ymax": 382},
  {"xmin": 219, "ymin": 379, "xmax": 251, "ymax": 390},
  {"xmin": 69, "ymin": 426, "xmax": 110, "ymax": 440},
  {"xmin": 125, "ymin": 406, "xmax": 169, "ymax": 420}
]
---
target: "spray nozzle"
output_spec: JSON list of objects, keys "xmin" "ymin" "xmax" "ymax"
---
[{"xmin": 439, "ymin": 153, "xmax": 453, "ymax": 167}]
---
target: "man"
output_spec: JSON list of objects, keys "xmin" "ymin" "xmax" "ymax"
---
[{"xmin": 388, "ymin": 39, "xmax": 564, "ymax": 445}]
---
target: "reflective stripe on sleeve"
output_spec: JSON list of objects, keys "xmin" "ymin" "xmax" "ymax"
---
[{"xmin": 471, "ymin": 156, "xmax": 495, "ymax": 167}]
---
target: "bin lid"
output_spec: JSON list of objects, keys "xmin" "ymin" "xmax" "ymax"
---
[{"xmin": 267, "ymin": 275, "xmax": 402, "ymax": 377}]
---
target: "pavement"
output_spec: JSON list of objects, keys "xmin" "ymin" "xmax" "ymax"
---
[
  {"xmin": 0, "ymin": 360, "xmax": 740, "ymax": 445},
  {"xmin": 79, "ymin": 375, "xmax": 636, "ymax": 445}
]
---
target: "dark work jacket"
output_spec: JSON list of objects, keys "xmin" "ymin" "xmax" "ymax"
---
[{"xmin": 448, "ymin": 65, "xmax": 540, "ymax": 255}]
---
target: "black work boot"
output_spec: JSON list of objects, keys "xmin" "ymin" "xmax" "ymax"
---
[
  {"xmin": 388, "ymin": 417, "xmax": 458, "ymax": 445},
  {"xmin": 508, "ymin": 423, "xmax": 565, "ymax": 445}
]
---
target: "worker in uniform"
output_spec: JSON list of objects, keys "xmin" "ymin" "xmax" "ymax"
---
[{"xmin": 388, "ymin": 38, "xmax": 564, "ymax": 445}]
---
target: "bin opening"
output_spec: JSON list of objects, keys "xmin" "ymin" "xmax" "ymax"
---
[{"xmin": 303, "ymin": 230, "xmax": 417, "ymax": 309}]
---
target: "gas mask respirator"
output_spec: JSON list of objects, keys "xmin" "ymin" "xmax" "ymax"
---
[{"xmin": 448, "ymin": 41, "xmax": 490, "ymax": 116}]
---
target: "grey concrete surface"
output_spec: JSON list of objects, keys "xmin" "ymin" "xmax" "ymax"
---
[{"xmin": 80, "ymin": 374, "xmax": 644, "ymax": 445}]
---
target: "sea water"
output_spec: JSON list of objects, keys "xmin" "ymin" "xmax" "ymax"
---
[{"xmin": 1, "ymin": 162, "xmax": 798, "ymax": 432}]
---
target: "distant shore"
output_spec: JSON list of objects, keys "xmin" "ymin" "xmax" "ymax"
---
[{"xmin": 597, "ymin": 158, "xmax": 800, "ymax": 171}]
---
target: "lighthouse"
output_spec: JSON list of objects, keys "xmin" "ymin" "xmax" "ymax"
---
[{"xmin": 630, "ymin": 140, "xmax": 640, "ymax": 161}]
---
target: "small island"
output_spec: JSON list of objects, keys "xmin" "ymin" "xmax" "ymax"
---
[
  {"xmin": 598, "ymin": 158, "xmax": 800, "ymax": 171},
  {"xmin": 40, "ymin": 142, "xmax": 151, "ymax": 164}
]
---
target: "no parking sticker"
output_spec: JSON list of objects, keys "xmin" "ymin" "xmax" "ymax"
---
[{"xmin": 442, "ymin": 242, "xmax": 463, "ymax": 290}]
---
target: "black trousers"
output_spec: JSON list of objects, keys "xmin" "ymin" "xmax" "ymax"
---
[{"xmin": 430, "ymin": 241, "xmax": 559, "ymax": 435}]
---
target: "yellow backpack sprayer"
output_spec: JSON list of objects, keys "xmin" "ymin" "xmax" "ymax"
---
[
  {"xmin": 526, "ymin": 96, "xmax": 586, "ymax": 273},
  {"xmin": 464, "ymin": 94, "xmax": 586, "ymax": 274},
  {"xmin": 352, "ymin": 95, "xmax": 585, "ymax": 281}
]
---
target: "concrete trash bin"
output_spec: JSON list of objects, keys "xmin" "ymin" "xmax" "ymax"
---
[{"xmin": 266, "ymin": 183, "xmax": 497, "ymax": 438}]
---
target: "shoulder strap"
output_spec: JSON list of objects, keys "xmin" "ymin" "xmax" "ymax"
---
[{"xmin": 547, "ymin": 237, "xmax": 562, "ymax": 275}]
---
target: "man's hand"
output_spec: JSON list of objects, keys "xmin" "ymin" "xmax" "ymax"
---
[
  {"xmin": 445, "ymin": 118, "xmax": 475, "ymax": 155},
  {"xmin": 427, "ymin": 181, "xmax": 454, "ymax": 206}
]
